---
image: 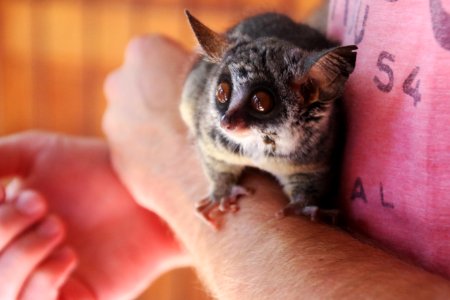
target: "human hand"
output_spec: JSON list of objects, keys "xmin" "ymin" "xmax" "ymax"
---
[
  {"xmin": 103, "ymin": 35, "xmax": 208, "ymax": 216},
  {"xmin": 0, "ymin": 186, "xmax": 76, "ymax": 300},
  {"xmin": 0, "ymin": 132, "xmax": 187, "ymax": 299}
]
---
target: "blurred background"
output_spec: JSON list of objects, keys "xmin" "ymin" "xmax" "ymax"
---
[{"xmin": 0, "ymin": 0, "xmax": 322, "ymax": 299}]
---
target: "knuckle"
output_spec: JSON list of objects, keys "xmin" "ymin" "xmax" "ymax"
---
[
  {"xmin": 103, "ymin": 70, "xmax": 121, "ymax": 102},
  {"xmin": 101, "ymin": 110, "xmax": 115, "ymax": 137},
  {"xmin": 129, "ymin": 34, "xmax": 169, "ymax": 51},
  {"xmin": 125, "ymin": 34, "xmax": 173, "ymax": 64}
]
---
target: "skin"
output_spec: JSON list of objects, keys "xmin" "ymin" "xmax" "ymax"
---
[
  {"xmin": 103, "ymin": 35, "xmax": 450, "ymax": 299},
  {"xmin": 0, "ymin": 132, "xmax": 188, "ymax": 299}
]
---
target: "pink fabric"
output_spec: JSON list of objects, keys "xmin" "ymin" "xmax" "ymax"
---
[{"xmin": 328, "ymin": 0, "xmax": 450, "ymax": 278}]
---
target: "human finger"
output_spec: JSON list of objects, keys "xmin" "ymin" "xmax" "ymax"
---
[
  {"xmin": 0, "ymin": 215, "xmax": 65, "ymax": 299},
  {"xmin": 19, "ymin": 246, "xmax": 77, "ymax": 300},
  {"xmin": 5, "ymin": 177, "xmax": 25, "ymax": 200},
  {"xmin": 0, "ymin": 190, "xmax": 47, "ymax": 250}
]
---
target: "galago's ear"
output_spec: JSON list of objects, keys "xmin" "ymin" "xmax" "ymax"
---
[
  {"xmin": 185, "ymin": 10, "xmax": 229, "ymax": 63},
  {"xmin": 295, "ymin": 45, "xmax": 357, "ymax": 105}
]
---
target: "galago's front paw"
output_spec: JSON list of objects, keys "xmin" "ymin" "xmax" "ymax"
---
[{"xmin": 195, "ymin": 185, "xmax": 253, "ymax": 230}]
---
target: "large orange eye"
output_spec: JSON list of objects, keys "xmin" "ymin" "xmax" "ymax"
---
[
  {"xmin": 251, "ymin": 91, "xmax": 273, "ymax": 113},
  {"xmin": 216, "ymin": 81, "xmax": 231, "ymax": 104}
]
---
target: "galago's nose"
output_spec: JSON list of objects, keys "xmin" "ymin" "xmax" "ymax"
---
[{"xmin": 220, "ymin": 112, "xmax": 247, "ymax": 131}]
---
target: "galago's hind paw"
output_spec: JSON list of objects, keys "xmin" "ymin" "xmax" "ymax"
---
[
  {"xmin": 275, "ymin": 202, "xmax": 309, "ymax": 219},
  {"xmin": 276, "ymin": 204, "xmax": 339, "ymax": 224}
]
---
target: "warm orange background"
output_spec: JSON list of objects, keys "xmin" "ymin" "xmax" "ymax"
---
[{"xmin": 0, "ymin": 0, "xmax": 321, "ymax": 299}]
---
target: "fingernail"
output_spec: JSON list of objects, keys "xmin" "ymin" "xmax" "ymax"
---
[
  {"xmin": 37, "ymin": 216, "xmax": 62, "ymax": 238},
  {"xmin": 16, "ymin": 191, "xmax": 46, "ymax": 216}
]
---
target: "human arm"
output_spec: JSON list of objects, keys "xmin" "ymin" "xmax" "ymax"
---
[
  {"xmin": 103, "ymin": 35, "xmax": 450, "ymax": 299},
  {"xmin": 0, "ymin": 132, "xmax": 188, "ymax": 299}
]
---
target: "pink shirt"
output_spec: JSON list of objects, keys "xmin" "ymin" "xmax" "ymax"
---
[{"xmin": 328, "ymin": 0, "xmax": 450, "ymax": 278}]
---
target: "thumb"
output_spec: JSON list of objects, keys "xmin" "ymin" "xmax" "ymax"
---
[{"xmin": 0, "ymin": 131, "xmax": 50, "ymax": 178}]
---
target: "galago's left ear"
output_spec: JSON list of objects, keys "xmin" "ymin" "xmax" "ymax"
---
[
  {"xmin": 185, "ymin": 10, "xmax": 230, "ymax": 63},
  {"xmin": 296, "ymin": 45, "xmax": 357, "ymax": 105}
]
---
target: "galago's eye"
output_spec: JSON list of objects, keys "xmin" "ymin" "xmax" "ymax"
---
[
  {"xmin": 216, "ymin": 81, "xmax": 231, "ymax": 104},
  {"xmin": 251, "ymin": 91, "xmax": 273, "ymax": 113}
]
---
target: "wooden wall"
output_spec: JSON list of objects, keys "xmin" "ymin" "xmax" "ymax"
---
[{"xmin": 0, "ymin": 0, "xmax": 321, "ymax": 299}]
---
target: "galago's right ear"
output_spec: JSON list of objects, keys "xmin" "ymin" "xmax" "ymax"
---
[
  {"xmin": 306, "ymin": 45, "xmax": 357, "ymax": 103},
  {"xmin": 290, "ymin": 45, "xmax": 357, "ymax": 106}
]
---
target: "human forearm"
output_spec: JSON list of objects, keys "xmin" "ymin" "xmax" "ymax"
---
[{"xmin": 155, "ymin": 171, "xmax": 450, "ymax": 300}]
